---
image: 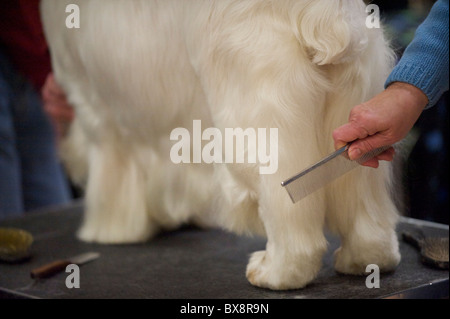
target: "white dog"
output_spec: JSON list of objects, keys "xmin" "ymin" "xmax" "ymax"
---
[{"xmin": 41, "ymin": 0, "xmax": 401, "ymax": 290}]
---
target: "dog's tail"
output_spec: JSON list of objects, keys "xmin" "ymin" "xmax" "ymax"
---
[{"xmin": 290, "ymin": 0, "xmax": 373, "ymax": 66}]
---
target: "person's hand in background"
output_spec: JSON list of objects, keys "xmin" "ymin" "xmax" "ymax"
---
[
  {"xmin": 42, "ymin": 73, "xmax": 74, "ymax": 142},
  {"xmin": 332, "ymin": 82, "xmax": 428, "ymax": 168}
]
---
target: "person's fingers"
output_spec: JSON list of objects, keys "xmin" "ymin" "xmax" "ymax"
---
[
  {"xmin": 332, "ymin": 122, "xmax": 368, "ymax": 149},
  {"xmin": 350, "ymin": 147, "xmax": 394, "ymax": 168},
  {"xmin": 42, "ymin": 73, "xmax": 67, "ymax": 99},
  {"xmin": 44, "ymin": 102, "xmax": 74, "ymax": 122},
  {"xmin": 376, "ymin": 147, "xmax": 395, "ymax": 162},
  {"xmin": 359, "ymin": 157, "xmax": 379, "ymax": 168},
  {"xmin": 332, "ymin": 102, "xmax": 384, "ymax": 149},
  {"xmin": 346, "ymin": 133, "xmax": 393, "ymax": 160},
  {"xmin": 45, "ymin": 88, "xmax": 67, "ymax": 101},
  {"xmin": 56, "ymin": 104, "xmax": 74, "ymax": 121},
  {"xmin": 350, "ymin": 147, "xmax": 395, "ymax": 170}
]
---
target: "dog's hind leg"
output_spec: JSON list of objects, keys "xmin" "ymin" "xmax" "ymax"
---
[
  {"xmin": 325, "ymin": 166, "xmax": 401, "ymax": 275},
  {"xmin": 320, "ymin": 25, "xmax": 401, "ymax": 275},
  {"xmin": 189, "ymin": 6, "xmax": 334, "ymax": 289},
  {"xmin": 245, "ymin": 155, "xmax": 329, "ymax": 290}
]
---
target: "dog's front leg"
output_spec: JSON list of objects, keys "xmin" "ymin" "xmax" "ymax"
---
[{"xmin": 78, "ymin": 142, "xmax": 157, "ymax": 244}]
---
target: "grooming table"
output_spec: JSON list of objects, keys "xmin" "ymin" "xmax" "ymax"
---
[{"xmin": 0, "ymin": 202, "xmax": 448, "ymax": 300}]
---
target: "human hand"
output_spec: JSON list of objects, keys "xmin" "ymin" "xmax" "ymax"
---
[
  {"xmin": 42, "ymin": 73, "xmax": 74, "ymax": 143},
  {"xmin": 332, "ymin": 82, "xmax": 428, "ymax": 168}
]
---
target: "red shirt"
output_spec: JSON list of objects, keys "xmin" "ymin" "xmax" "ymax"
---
[{"xmin": 0, "ymin": 0, "xmax": 51, "ymax": 91}]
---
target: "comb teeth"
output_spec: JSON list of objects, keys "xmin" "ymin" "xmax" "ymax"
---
[{"xmin": 281, "ymin": 145, "xmax": 391, "ymax": 203}]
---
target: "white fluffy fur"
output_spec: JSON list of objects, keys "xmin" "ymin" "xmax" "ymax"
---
[{"xmin": 41, "ymin": 0, "xmax": 401, "ymax": 290}]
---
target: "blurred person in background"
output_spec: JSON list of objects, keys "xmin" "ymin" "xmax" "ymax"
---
[{"xmin": 0, "ymin": 0, "xmax": 72, "ymax": 219}]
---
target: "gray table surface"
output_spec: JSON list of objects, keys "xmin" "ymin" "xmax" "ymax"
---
[{"xmin": 0, "ymin": 202, "xmax": 448, "ymax": 299}]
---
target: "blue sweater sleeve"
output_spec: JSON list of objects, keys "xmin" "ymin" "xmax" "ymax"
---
[{"xmin": 385, "ymin": 0, "xmax": 449, "ymax": 108}]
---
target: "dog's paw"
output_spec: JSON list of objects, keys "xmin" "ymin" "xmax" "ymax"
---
[
  {"xmin": 333, "ymin": 243, "xmax": 400, "ymax": 275},
  {"xmin": 76, "ymin": 222, "xmax": 157, "ymax": 244},
  {"xmin": 246, "ymin": 250, "xmax": 318, "ymax": 290}
]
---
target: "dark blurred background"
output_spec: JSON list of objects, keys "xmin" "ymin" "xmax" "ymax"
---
[{"xmin": 370, "ymin": 0, "xmax": 449, "ymax": 225}]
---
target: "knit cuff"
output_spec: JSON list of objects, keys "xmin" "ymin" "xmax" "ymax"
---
[{"xmin": 385, "ymin": 62, "xmax": 445, "ymax": 109}]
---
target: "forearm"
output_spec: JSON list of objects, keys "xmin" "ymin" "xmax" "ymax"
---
[{"xmin": 385, "ymin": 0, "xmax": 449, "ymax": 108}]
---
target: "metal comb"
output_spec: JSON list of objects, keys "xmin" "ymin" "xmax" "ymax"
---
[{"xmin": 281, "ymin": 144, "xmax": 391, "ymax": 203}]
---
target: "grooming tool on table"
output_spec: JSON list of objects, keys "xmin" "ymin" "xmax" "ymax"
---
[
  {"xmin": 0, "ymin": 227, "xmax": 33, "ymax": 263},
  {"xmin": 30, "ymin": 252, "xmax": 100, "ymax": 279},
  {"xmin": 402, "ymin": 231, "xmax": 449, "ymax": 270},
  {"xmin": 281, "ymin": 143, "xmax": 391, "ymax": 203}
]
